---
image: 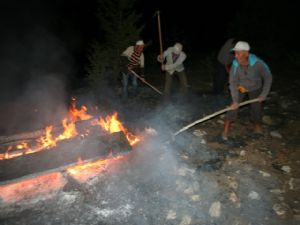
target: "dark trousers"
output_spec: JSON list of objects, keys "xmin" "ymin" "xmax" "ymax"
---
[
  {"xmin": 213, "ymin": 62, "xmax": 228, "ymax": 95},
  {"xmin": 164, "ymin": 71, "xmax": 188, "ymax": 102},
  {"xmin": 226, "ymin": 89, "xmax": 262, "ymax": 123}
]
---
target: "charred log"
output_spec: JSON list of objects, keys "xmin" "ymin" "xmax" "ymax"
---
[
  {"xmin": 0, "ymin": 131, "xmax": 131, "ymax": 183},
  {"xmin": 0, "ymin": 118, "xmax": 98, "ymax": 145}
]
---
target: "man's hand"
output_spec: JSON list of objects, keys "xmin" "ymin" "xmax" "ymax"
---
[
  {"xmin": 258, "ymin": 96, "xmax": 265, "ymax": 102},
  {"xmin": 230, "ymin": 102, "xmax": 239, "ymax": 110},
  {"xmin": 161, "ymin": 64, "xmax": 166, "ymax": 71},
  {"xmin": 157, "ymin": 55, "xmax": 164, "ymax": 63}
]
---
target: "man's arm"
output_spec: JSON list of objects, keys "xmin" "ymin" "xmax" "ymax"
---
[{"xmin": 165, "ymin": 52, "xmax": 187, "ymax": 70}]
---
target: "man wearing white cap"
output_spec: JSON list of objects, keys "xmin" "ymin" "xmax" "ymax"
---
[
  {"xmin": 158, "ymin": 42, "xmax": 188, "ymax": 102},
  {"xmin": 121, "ymin": 40, "xmax": 145, "ymax": 99},
  {"xmin": 222, "ymin": 41, "xmax": 273, "ymax": 140}
]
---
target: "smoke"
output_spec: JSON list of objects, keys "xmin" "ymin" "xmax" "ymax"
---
[{"xmin": 0, "ymin": 27, "xmax": 75, "ymax": 135}]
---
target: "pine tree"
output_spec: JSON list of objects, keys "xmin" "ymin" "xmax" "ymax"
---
[{"xmin": 86, "ymin": 0, "xmax": 144, "ymax": 89}]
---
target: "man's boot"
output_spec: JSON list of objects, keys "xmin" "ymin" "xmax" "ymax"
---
[{"xmin": 222, "ymin": 119, "xmax": 230, "ymax": 140}]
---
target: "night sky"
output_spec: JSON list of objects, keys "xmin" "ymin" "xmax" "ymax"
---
[
  {"xmin": 0, "ymin": 0, "xmax": 299, "ymax": 101},
  {"xmin": 0, "ymin": 0, "xmax": 241, "ymax": 56}
]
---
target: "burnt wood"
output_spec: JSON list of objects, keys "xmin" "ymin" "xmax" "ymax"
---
[{"xmin": 0, "ymin": 131, "xmax": 132, "ymax": 182}]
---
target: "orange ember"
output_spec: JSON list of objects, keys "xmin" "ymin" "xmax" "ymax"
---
[
  {"xmin": 0, "ymin": 172, "xmax": 66, "ymax": 203},
  {"xmin": 67, "ymin": 156, "xmax": 124, "ymax": 183}
]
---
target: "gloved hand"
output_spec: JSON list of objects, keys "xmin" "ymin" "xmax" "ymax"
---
[{"xmin": 157, "ymin": 55, "xmax": 164, "ymax": 63}]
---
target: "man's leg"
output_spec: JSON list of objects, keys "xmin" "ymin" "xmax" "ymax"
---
[
  {"xmin": 177, "ymin": 70, "xmax": 188, "ymax": 97},
  {"xmin": 223, "ymin": 92, "xmax": 246, "ymax": 140},
  {"xmin": 131, "ymin": 73, "xmax": 138, "ymax": 96},
  {"xmin": 164, "ymin": 72, "xmax": 173, "ymax": 102},
  {"xmin": 248, "ymin": 89, "xmax": 263, "ymax": 133}
]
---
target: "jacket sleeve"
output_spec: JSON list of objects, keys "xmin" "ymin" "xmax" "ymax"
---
[{"xmin": 259, "ymin": 62, "xmax": 273, "ymax": 98}]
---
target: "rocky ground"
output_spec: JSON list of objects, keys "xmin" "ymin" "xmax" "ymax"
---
[{"xmin": 0, "ymin": 66, "xmax": 299, "ymax": 225}]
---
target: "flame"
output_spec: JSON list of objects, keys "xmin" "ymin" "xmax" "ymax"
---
[
  {"xmin": 97, "ymin": 112, "xmax": 140, "ymax": 145},
  {"xmin": 0, "ymin": 100, "xmax": 139, "ymax": 160},
  {"xmin": 57, "ymin": 119, "xmax": 78, "ymax": 140},
  {"xmin": 69, "ymin": 97, "xmax": 92, "ymax": 121},
  {"xmin": 38, "ymin": 126, "xmax": 56, "ymax": 149}
]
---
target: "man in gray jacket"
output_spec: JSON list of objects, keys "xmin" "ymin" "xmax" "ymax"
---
[
  {"xmin": 223, "ymin": 41, "xmax": 272, "ymax": 140},
  {"xmin": 158, "ymin": 43, "xmax": 188, "ymax": 102}
]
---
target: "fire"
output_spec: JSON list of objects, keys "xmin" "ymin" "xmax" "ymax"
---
[
  {"xmin": 0, "ymin": 99, "xmax": 143, "ymax": 202},
  {"xmin": 69, "ymin": 97, "xmax": 92, "ymax": 121},
  {"xmin": 57, "ymin": 119, "xmax": 78, "ymax": 140},
  {"xmin": 37, "ymin": 119, "xmax": 78, "ymax": 149},
  {"xmin": 97, "ymin": 112, "xmax": 140, "ymax": 145},
  {"xmin": 0, "ymin": 99, "xmax": 140, "ymax": 160},
  {"xmin": 67, "ymin": 156, "xmax": 125, "ymax": 183},
  {"xmin": 38, "ymin": 125, "xmax": 56, "ymax": 148}
]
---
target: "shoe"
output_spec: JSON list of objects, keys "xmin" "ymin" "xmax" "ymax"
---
[{"xmin": 221, "ymin": 132, "xmax": 228, "ymax": 141}]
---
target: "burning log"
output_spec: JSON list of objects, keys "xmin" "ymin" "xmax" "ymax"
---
[
  {"xmin": 0, "ymin": 129, "xmax": 46, "ymax": 144},
  {"xmin": 0, "ymin": 131, "xmax": 132, "ymax": 183},
  {"xmin": 0, "ymin": 118, "xmax": 98, "ymax": 145}
]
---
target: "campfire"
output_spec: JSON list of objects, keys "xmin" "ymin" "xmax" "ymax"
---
[
  {"xmin": 0, "ymin": 98, "xmax": 141, "ymax": 202},
  {"xmin": 0, "ymin": 98, "xmax": 139, "ymax": 161}
]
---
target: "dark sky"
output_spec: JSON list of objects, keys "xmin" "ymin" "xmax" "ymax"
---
[
  {"xmin": 138, "ymin": 0, "xmax": 241, "ymax": 50},
  {"xmin": 0, "ymin": 0, "xmax": 241, "ymax": 57},
  {"xmin": 0, "ymin": 0, "xmax": 298, "ymax": 57}
]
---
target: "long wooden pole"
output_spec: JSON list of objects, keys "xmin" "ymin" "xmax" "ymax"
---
[
  {"xmin": 156, "ymin": 10, "xmax": 164, "ymax": 66},
  {"xmin": 173, "ymin": 98, "xmax": 260, "ymax": 136},
  {"xmin": 129, "ymin": 69, "xmax": 163, "ymax": 95}
]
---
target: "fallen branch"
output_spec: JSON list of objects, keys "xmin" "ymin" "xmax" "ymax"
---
[{"xmin": 173, "ymin": 98, "xmax": 260, "ymax": 136}]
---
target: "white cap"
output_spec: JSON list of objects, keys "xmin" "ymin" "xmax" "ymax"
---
[
  {"xmin": 232, "ymin": 41, "xmax": 250, "ymax": 51},
  {"xmin": 174, "ymin": 43, "xmax": 183, "ymax": 53},
  {"xmin": 136, "ymin": 40, "xmax": 144, "ymax": 46}
]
